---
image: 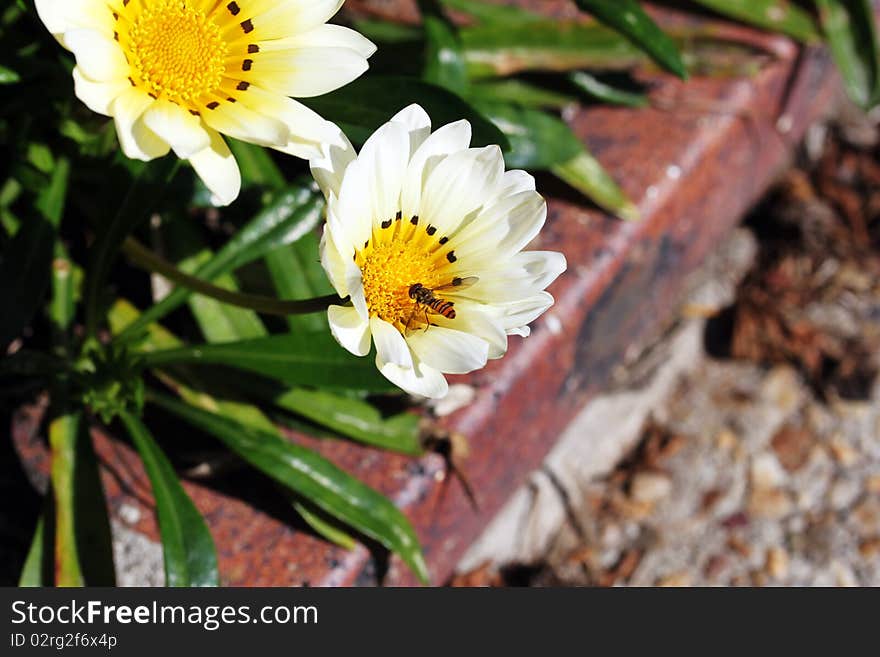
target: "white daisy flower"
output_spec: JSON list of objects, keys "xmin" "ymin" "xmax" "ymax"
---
[
  {"xmin": 311, "ymin": 104, "xmax": 567, "ymax": 399},
  {"xmin": 36, "ymin": 0, "xmax": 375, "ymax": 205}
]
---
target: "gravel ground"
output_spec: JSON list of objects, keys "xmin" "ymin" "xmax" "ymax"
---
[{"xmin": 454, "ymin": 105, "xmax": 880, "ymax": 587}]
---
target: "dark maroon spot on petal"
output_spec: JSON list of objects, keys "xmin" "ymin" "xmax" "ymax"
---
[
  {"xmin": 247, "ymin": 44, "xmax": 260, "ymax": 54},
  {"xmin": 439, "ymin": 236, "xmax": 449, "ymax": 245},
  {"xmin": 206, "ymin": 101, "xmax": 220, "ymax": 110},
  {"xmin": 410, "ymin": 216, "xmax": 419, "ymax": 225},
  {"xmin": 381, "ymin": 219, "xmax": 392, "ymax": 229},
  {"xmin": 447, "ymin": 251, "xmax": 457, "ymax": 263},
  {"xmin": 241, "ymin": 19, "xmax": 254, "ymax": 34},
  {"xmin": 236, "ymin": 81, "xmax": 250, "ymax": 91},
  {"xmin": 426, "ymin": 225, "xmax": 437, "ymax": 236},
  {"xmin": 242, "ymin": 59, "xmax": 253, "ymax": 71},
  {"xmin": 227, "ymin": 2, "xmax": 240, "ymax": 15}
]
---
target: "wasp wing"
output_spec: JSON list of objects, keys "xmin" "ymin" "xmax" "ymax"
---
[{"xmin": 436, "ymin": 276, "xmax": 479, "ymax": 292}]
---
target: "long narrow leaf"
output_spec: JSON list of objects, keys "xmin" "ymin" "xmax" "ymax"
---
[
  {"xmin": 49, "ymin": 412, "xmax": 115, "ymax": 586},
  {"xmin": 139, "ymin": 333, "xmax": 393, "ymax": 392},
  {"xmin": 816, "ymin": 0, "xmax": 880, "ymax": 108},
  {"xmin": 120, "ymin": 411, "xmax": 219, "ymax": 587},
  {"xmin": 150, "ymin": 393, "xmax": 429, "ymax": 583},
  {"xmin": 692, "ymin": 0, "xmax": 820, "ymax": 42},
  {"xmin": 552, "ymin": 150, "xmax": 641, "ymax": 221},
  {"xmin": 573, "ymin": 0, "xmax": 687, "ymax": 78}
]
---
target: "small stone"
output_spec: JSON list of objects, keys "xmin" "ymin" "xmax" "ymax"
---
[
  {"xmin": 853, "ymin": 497, "xmax": 880, "ymax": 537},
  {"xmin": 829, "ymin": 477, "xmax": 861, "ymax": 510},
  {"xmin": 771, "ymin": 425, "xmax": 814, "ymax": 472},
  {"xmin": 751, "ymin": 453, "xmax": 788, "ymax": 490},
  {"xmin": 716, "ymin": 428, "xmax": 739, "ymax": 451},
  {"xmin": 831, "ymin": 561, "xmax": 858, "ymax": 587},
  {"xmin": 765, "ymin": 546, "xmax": 790, "ymax": 579},
  {"xmin": 828, "ymin": 435, "xmax": 860, "ymax": 467},
  {"xmin": 656, "ymin": 572, "xmax": 691, "ymax": 587},
  {"xmin": 630, "ymin": 471, "xmax": 673, "ymax": 505},
  {"xmin": 761, "ymin": 366, "xmax": 802, "ymax": 412},
  {"xmin": 749, "ymin": 488, "xmax": 793, "ymax": 519},
  {"xmin": 858, "ymin": 537, "xmax": 880, "ymax": 558},
  {"xmin": 866, "ymin": 475, "xmax": 880, "ymax": 495}
]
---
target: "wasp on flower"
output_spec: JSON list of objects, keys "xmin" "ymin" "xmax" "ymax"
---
[
  {"xmin": 35, "ymin": 0, "xmax": 375, "ymax": 205},
  {"xmin": 311, "ymin": 105, "xmax": 567, "ymax": 399}
]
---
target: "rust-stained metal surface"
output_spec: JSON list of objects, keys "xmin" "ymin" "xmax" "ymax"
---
[{"xmin": 12, "ymin": 2, "xmax": 841, "ymax": 586}]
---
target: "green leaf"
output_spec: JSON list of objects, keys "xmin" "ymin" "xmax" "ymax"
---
[
  {"xmin": 0, "ymin": 215, "xmax": 54, "ymax": 348},
  {"xmin": 354, "ymin": 19, "xmax": 423, "ymax": 43},
  {"xmin": 264, "ymin": 232, "xmax": 333, "ymax": 333},
  {"xmin": 473, "ymin": 101, "xmax": 583, "ymax": 169},
  {"xmin": 572, "ymin": 0, "xmax": 687, "ymax": 78},
  {"xmin": 302, "ymin": 76, "xmax": 508, "ymax": 149},
  {"xmin": 569, "ymin": 71, "xmax": 649, "ymax": 107},
  {"xmin": 460, "ymin": 20, "xmax": 644, "ymax": 78},
  {"xmin": 274, "ymin": 388, "xmax": 423, "ymax": 455},
  {"xmin": 139, "ymin": 333, "xmax": 393, "ymax": 392},
  {"xmin": 19, "ymin": 511, "xmax": 51, "ymax": 587},
  {"xmin": 552, "ymin": 150, "xmax": 640, "ymax": 221},
  {"xmin": 816, "ymin": 0, "xmax": 880, "ymax": 108},
  {"xmin": 150, "ymin": 393, "xmax": 429, "ymax": 584},
  {"xmin": 120, "ymin": 411, "xmax": 220, "ymax": 587},
  {"xmin": 116, "ymin": 186, "xmax": 323, "ymax": 342},
  {"xmin": 423, "ymin": 15, "xmax": 469, "ymax": 93},
  {"xmin": 692, "ymin": 0, "xmax": 820, "ymax": 43},
  {"xmin": 49, "ymin": 412, "xmax": 116, "ymax": 586},
  {"xmin": 468, "ymin": 79, "xmax": 577, "ymax": 109},
  {"xmin": 0, "ymin": 64, "xmax": 20, "ymax": 84},
  {"xmin": 438, "ymin": 0, "xmax": 543, "ymax": 25},
  {"xmin": 294, "ymin": 500, "xmax": 358, "ymax": 551}
]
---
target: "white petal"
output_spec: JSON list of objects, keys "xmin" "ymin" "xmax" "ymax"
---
[
  {"xmin": 111, "ymin": 89, "xmax": 170, "ymax": 161},
  {"xmin": 378, "ymin": 353, "xmax": 448, "ymax": 399},
  {"xmin": 259, "ymin": 24, "xmax": 376, "ymax": 59},
  {"xmin": 355, "ymin": 120, "xmax": 409, "ymax": 225},
  {"xmin": 492, "ymin": 169, "xmax": 536, "ymax": 201},
  {"xmin": 328, "ymin": 305, "xmax": 371, "ymax": 357},
  {"xmin": 455, "ymin": 190, "xmax": 546, "ymax": 259},
  {"xmin": 407, "ymin": 326, "xmax": 489, "ymax": 375},
  {"xmin": 319, "ymin": 225, "xmax": 350, "ymax": 296},
  {"xmin": 249, "ymin": 0, "xmax": 345, "ymax": 39},
  {"xmin": 333, "ymin": 158, "xmax": 376, "ymax": 250},
  {"xmin": 72, "ymin": 67, "xmax": 127, "ymax": 116},
  {"xmin": 188, "ymin": 130, "xmax": 241, "ymax": 207},
  {"xmin": 238, "ymin": 86, "xmax": 344, "ymax": 160},
  {"xmin": 310, "ymin": 136, "xmax": 357, "ymax": 200},
  {"xmin": 400, "ymin": 119, "xmax": 471, "ymax": 218},
  {"xmin": 417, "ymin": 145, "xmax": 504, "ymax": 235},
  {"xmin": 390, "ymin": 104, "xmax": 432, "ymax": 157},
  {"xmin": 249, "ymin": 47, "xmax": 368, "ymax": 98},
  {"xmin": 201, "ymin": 101, "xmax": 288, "ymax": 148},
  {"xmin": 64, "ymin": 29, "xmax": 127, "ymax": 82},
  {"xmin": 433, "ymin": 303, "xmax": 508, "ymax": 359},
  {"xmin": 344, "ymin": 258, "xmax": 369, "ymax": 319},
  {"xmin": 370, "ymin": 317, "xmax": 412, "ymax": 369},
  {"xmin": 142, "ymin": 100, "xmax": 210, "ymax": 158},
  {"xmin": 36, "ymin": 0, "xmax": 115, "ymax": 42},
  {"xmin": 498, "ymin": 292, "xmax": 555, "ymax": 333},
  {"xmin": 467, "ymin": 251, "xmax": 567, "ymax": 302}
]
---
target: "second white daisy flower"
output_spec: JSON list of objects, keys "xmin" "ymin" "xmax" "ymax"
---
[
  {"xmin": 311, "ymin": 105, "xmax": 567, "ymax": 399},
  {"xmin": 36, "ymin": 0, "xmax": 375, "ymax": 205}
]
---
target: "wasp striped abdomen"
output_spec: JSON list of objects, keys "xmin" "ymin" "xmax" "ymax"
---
[{"xmin": 408, "ymin": 283, "xmax": 456, "ymax": 319}]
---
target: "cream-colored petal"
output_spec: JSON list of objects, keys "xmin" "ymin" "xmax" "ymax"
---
[
  {"xmin": 390, "ymin": 104, "xmax": 432, "ymax": 157},
  {"xmin": 465, "ymin": 251, "xmax": 567, "ymax": 302},
  {"xmin": 355, "ymin": 120, "xmax": 409, "ymax": 226},
  {"xmin": 328, "ymin": 305, "xmax": 371, "ymax": 357},
  {"xmin": 112, "ymin": 89, "xmax": 170, "ymax": 161},
  {"xmin": 258, "ymin": 24, "xmax": 376, "ymax": 59},
  {"xmin": 247, "ymin": 0, "xmax": 344, "ymax": 39},
  {"xmin": 36, "ymin": 0, "xmax": 115, "ymax": 42},
  {"xmin": 310, "ymin": 136, "xmax": 357, "ymax": 200},
  {"xmin": 142, "ymin": 100, "xmax": 211, "ymax": 158},
  {"xmin": 319, "ymin": 225, "xmax": 350, "ymax": 296},
  {"xmin": 200, "ymin": 100, "xmax": 288, "ymax": 148},
  {"xmin": 72, "ymin": 67, "xmax": 127, "ymax": 116},
  {"xmin": 64, "ymin": 29, "xmax": 128, "ymax": 82},
  {"xmin": 497, "ymin": 292, "xmax": 555, "ymax": 333},
  {"xmin": 332, "ymin": 158, "xmax": 376, "ymax": 251},
  {"xmin": 452, "ymin": 190, "xmax": 546, "ymax": 260},
  {"xmin": 417, "ymin": 145, "xmax": 504, "ymax": 235},
  {"xmin": 433, "ymin": 303, "xmax": 508, "ymax": 359},
  {"xmin": 377, "ymin": 353, "xmax": 448, "ymax": 399},
  {"xmin": 400, "ymin": 119, "xmax": 471, "ymax": 218},
  {"xmin": 187, "ymin": 130, "xmax": 241, "ymax": 207},
  {"xmin": 370, "ymin": 317, "xmax": 413, "ymax": 369},
  {"xmin": 247, "ymin": 47, "xmax": 368, "ymax": 98},
  {"xmin": 407, "ymin": 326, "xmax": 489, "ymax": 375}
]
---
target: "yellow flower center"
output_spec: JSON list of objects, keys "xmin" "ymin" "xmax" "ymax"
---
[
  {"xmin": 356, "ymin": 216, "xmax": 459, "ymax": 332},
  {"xmin": 125, "ymin": 1, "xmax": 227, "ymax": 107}
]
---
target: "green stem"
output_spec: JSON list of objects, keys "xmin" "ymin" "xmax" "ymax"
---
[{"xmin": 122, "ymin": 237, "xmax": 344, "ymax": 316}]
